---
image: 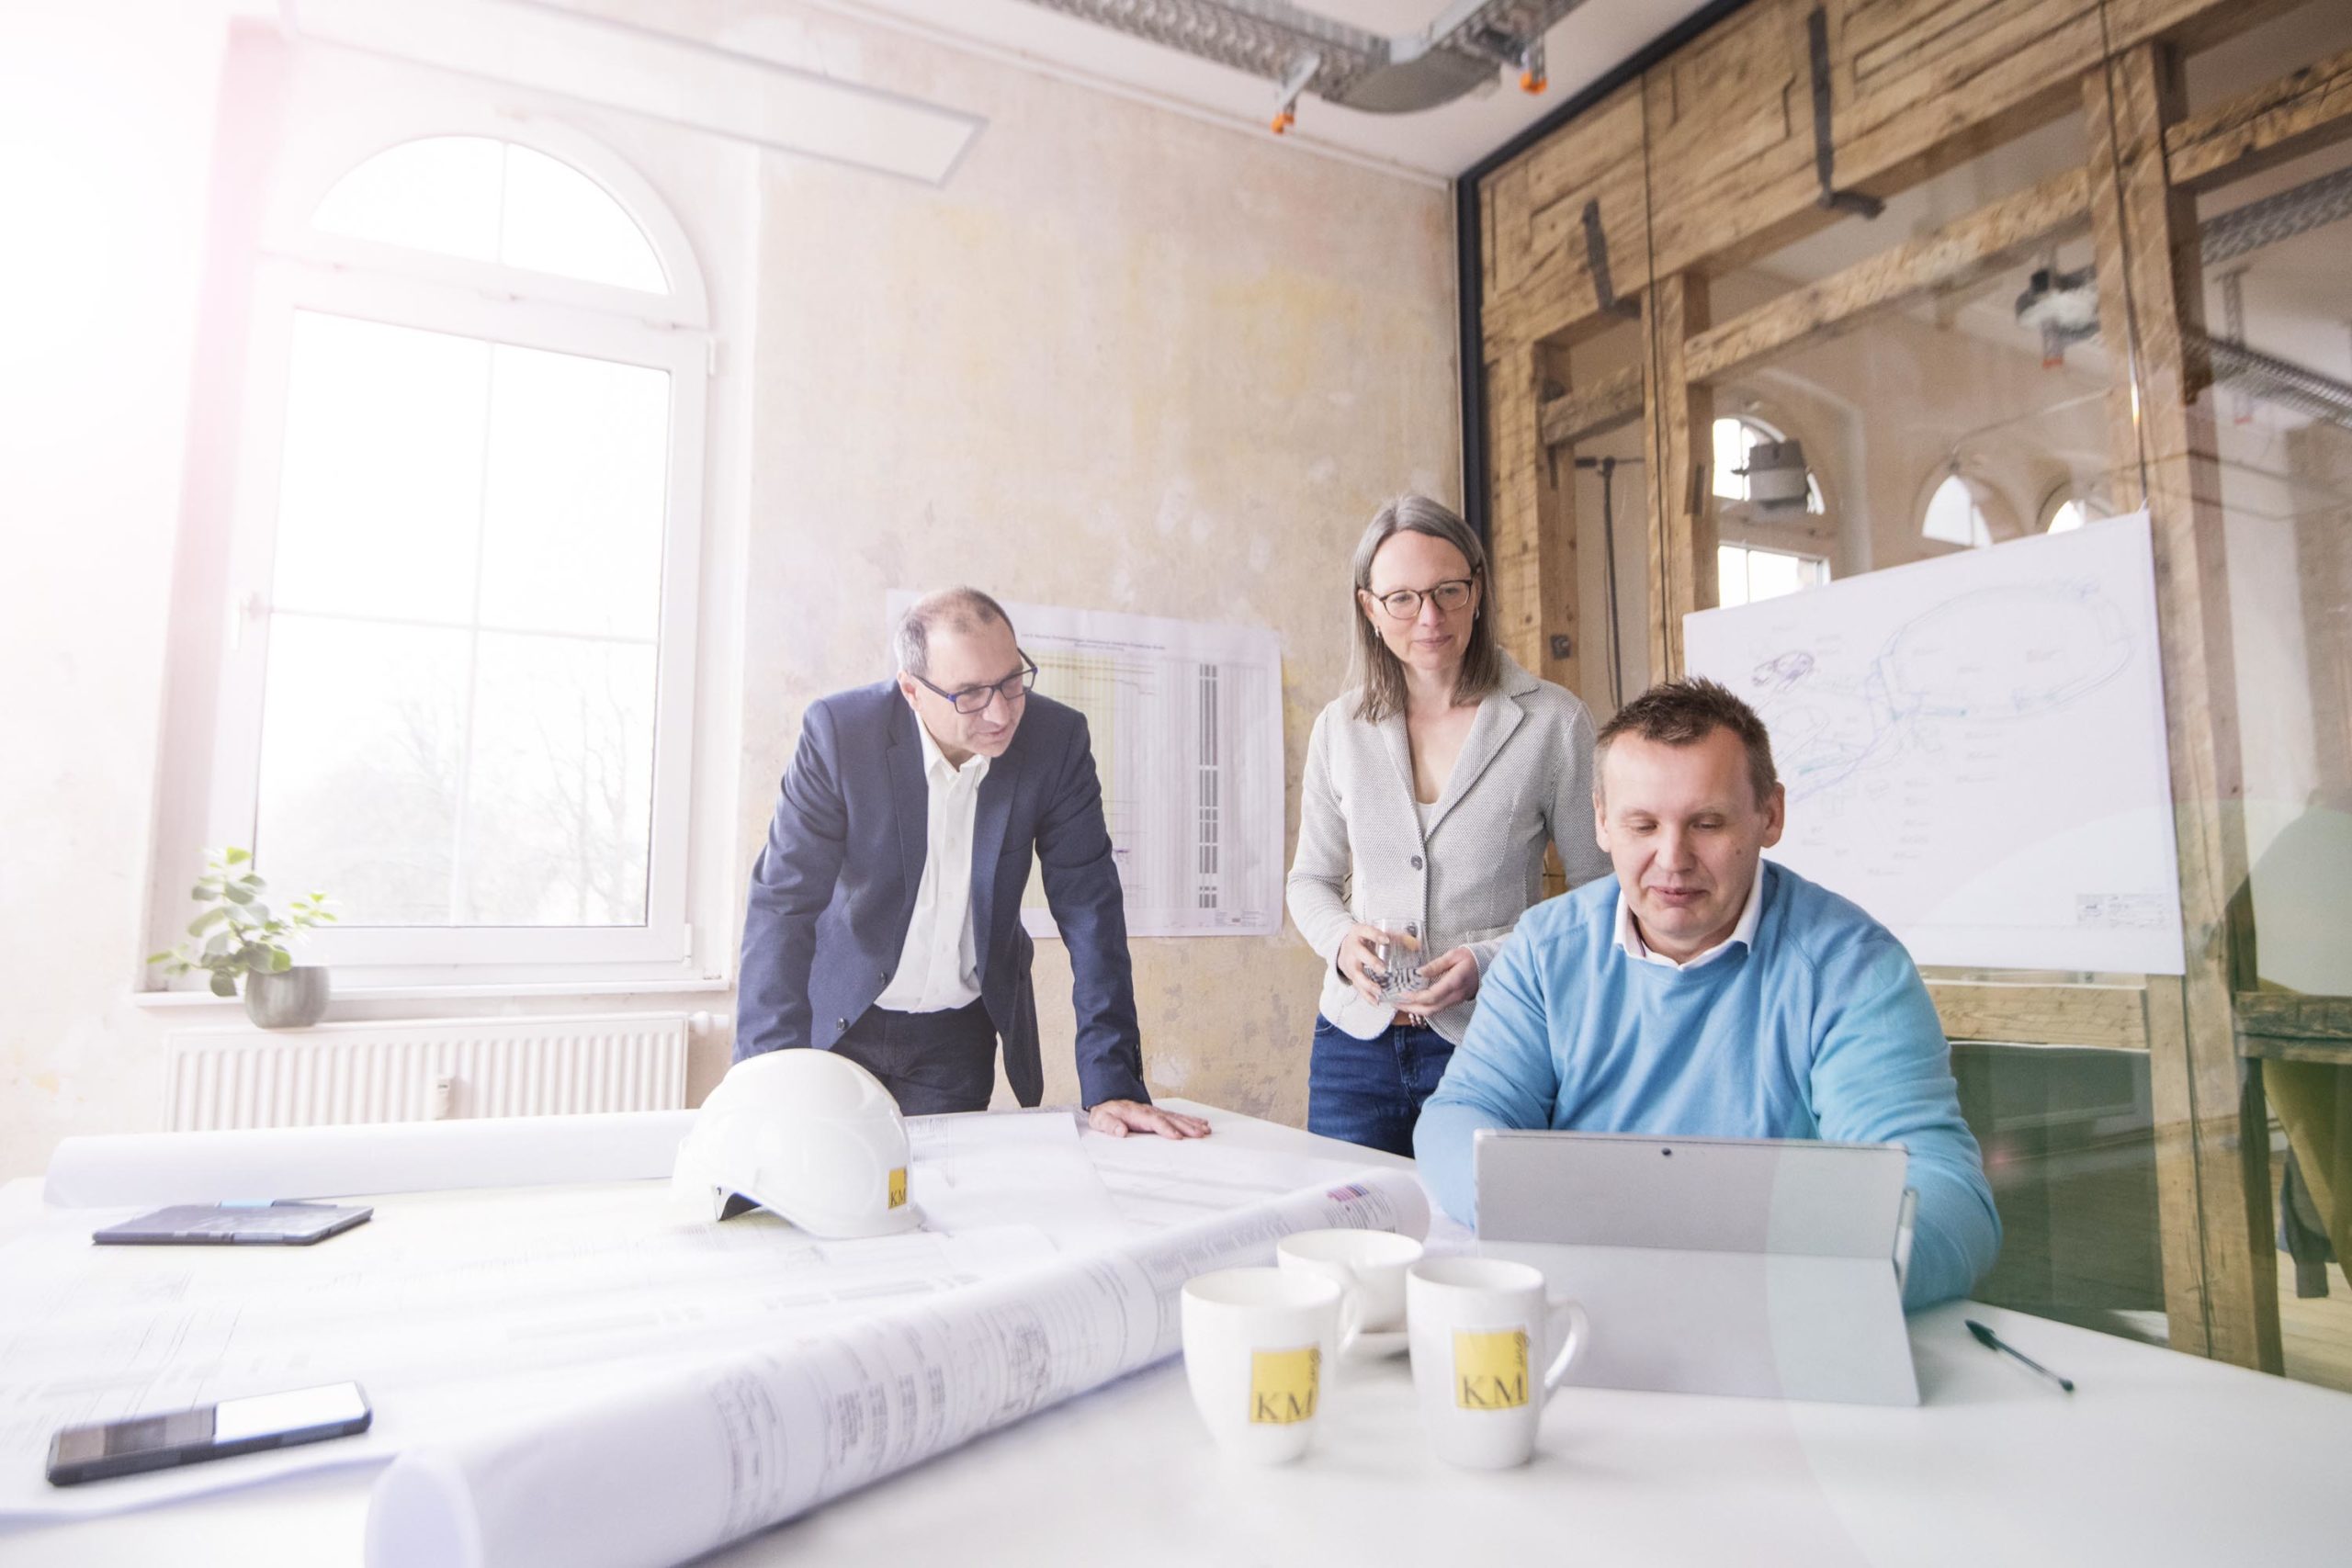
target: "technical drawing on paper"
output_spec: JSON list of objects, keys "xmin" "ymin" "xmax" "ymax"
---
[
  {"xmin": 885, "ymin": 594, "xmax": 1283, "ymax": 938},
  {"xmin": 1754, "ymin": 581, "xmax": 2133, "ymax": 805},
  {"xmin": 1683, "ymin": 512, "xmax": 2184, "ymax": 974}
]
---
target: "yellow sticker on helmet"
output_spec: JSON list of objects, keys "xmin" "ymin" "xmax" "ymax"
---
[{"xmin": 888, "ymin": 1168, "xmax": 908, "ymax": 1209}]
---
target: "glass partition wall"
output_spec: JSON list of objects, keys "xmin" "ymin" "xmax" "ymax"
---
[
  {"xmin": 2181, "ymin": 0, "xmax": 2352, "ymax": 1391},
  {"xmin": 1664, "ymin": 119, "xmax": 2179, "ymax": 1352},
  {"xmin": 1498, "ymin": 0, "xmax": 2352, "ymax": 1385}
]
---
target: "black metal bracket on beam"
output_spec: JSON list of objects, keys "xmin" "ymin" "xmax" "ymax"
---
[
  {"xmin": 1582, "ymin": 199, "xmax": 1641, "ymax": 320},
  {"xmin": 1806, "ymin": 8, "xmax": 1883, "ymax": 220},
  {"xmin": 1456, "ymin": 0, "xmax": 1760, "ymax": 548}
]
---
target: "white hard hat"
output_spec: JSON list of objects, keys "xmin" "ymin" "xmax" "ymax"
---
[{"xmin": 672, "ymin": 1048, "xmax": 921, "ymax": 1237}]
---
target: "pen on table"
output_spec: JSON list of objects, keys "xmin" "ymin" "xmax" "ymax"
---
[{"xmin": 1966, "ymin": 1319, "xmax": 2075, "ymax": 1393}]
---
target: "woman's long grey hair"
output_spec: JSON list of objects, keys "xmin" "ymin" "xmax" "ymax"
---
[{"xmin": 1349, "ymin": 493, "xmax": 1501, "ymax": 724}]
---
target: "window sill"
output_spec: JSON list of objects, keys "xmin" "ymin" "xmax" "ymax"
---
[{"xmin": 130, "ymin": 976, "xmax": 733, "ymax": 1010}]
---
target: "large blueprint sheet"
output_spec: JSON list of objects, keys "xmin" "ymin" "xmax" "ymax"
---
[
  {"xmin": 0, "ymin": 1113, "xmax": 1094, "ymax": 1519},
  {"xmin": 365, "ymin": 1167, "xmax": 1428, "ymax": 1568},
  {"xmin": 1, "ymin": 1109, "xmax": 1399, "ymax": 1531}
]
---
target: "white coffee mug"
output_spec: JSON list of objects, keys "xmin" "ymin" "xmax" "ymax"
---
[
  {"xmin": 1275, "ymin": 1229, "xmax": 1423, "ymax": 1358},
  {"xmin": 1181, "ymin": 1267, "xmax": 1348, "ymax": 1463},
  {"xmin": 1407, "ymin": 1256, "xmax": 1589, "ymax": 1470}
]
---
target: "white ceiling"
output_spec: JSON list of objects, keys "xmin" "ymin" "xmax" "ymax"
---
[{"xmin": 804, "ymin": 0, "xmax": 1720, "ymax": 182}]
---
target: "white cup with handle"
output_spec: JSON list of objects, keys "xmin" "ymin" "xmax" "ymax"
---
[
  {"xmin": 1275, "ymin": 1229, "xmax": 1422, "ymax": 1359},
  {"xmin": 1181, "ymin": 1267, "xmax": 1351, "ymax": 1463},
  {"xmin": 1407, "ymin": 1256, "xmax": 1589, "ymax": 1469}
]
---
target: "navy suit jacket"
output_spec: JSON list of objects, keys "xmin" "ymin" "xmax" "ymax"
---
[{"xmin": 734, "ymin": 682, "xmax": 1149, "ymax": 1109}]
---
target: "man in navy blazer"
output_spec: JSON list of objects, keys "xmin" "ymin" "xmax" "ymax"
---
[{"xmin": 736, "ymin": 588, "xmax": 1208, "ymax": 1139}]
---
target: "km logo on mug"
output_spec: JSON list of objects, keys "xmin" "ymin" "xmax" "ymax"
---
[
  {"xmin": 1453, "ymin": 1328, "xmax": 1531, "ymax": 1410},
  {"xmin": 1249, "ymin": 1347, "xmax": 1321, "ymax": 1425}
]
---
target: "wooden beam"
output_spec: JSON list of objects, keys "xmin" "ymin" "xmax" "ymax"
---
[
  {"xmin": 2165, "ymin": 42, "xmax": 2352, "ymax": 192},
  {"xmin": 1485, "ymin": 343, "xmax": 1581, "ymax": 695},
  {"xmin": 2085, "ymin": 43, "xmax": 2278, "ymax": 1374},
  {"xmin": 2237, "ymin": 994, "xmax": 2352, "ymax": 1061},
  {"xmin": 1539, "ymin": 366, "xmax": 1643, "ymax": 450},
  {"xmin": 1683, "ymin": 168, "xmax": 2090, "ymax": 388},
  {"xmin": 2242, "ymin": 1037, "xmax": 2352, "ymax": 1066},
  {"xmin": 1928, "ymin": 981, "xmax": 2151, "ymax": 1051},
  {"xmin": 1484, "ymin": 345, "xmax": 1544, "ymax": 676},
  {"xmin": 1640, "ymin": 272, "xmax": 1712, "ymax": 682},
  {"xmin": 1531, "ymin": 340, "xmax": 1582, "ymax": 695}
]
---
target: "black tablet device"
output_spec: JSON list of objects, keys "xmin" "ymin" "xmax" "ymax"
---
[{"xmin": 91, "ymin": 1201, "xmax": 373, "ymax": 1246}]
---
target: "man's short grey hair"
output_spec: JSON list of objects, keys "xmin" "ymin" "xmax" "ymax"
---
[{"xmin": 894, "ymin": 588, "xmax": 1014, "ymax": 679}]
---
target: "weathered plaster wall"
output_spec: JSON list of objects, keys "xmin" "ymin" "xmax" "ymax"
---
[
  {"xmin": 716, "ymin": 4, "xmax": 1461, "ymax": 1119},
  {"xmin": 0, "ymin": 0, "xmax": 1458, "ymax": 1177}
]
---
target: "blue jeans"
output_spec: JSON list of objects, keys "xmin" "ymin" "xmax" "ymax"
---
[{"xmin": 1307, "ymin": 1015, "xmax": 1455, "ymax": 1156}]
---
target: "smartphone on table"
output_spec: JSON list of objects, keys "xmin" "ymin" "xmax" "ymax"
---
[{"xmin": 46, "ymin": 1381, "xmax": 373, "ymax": 1486}]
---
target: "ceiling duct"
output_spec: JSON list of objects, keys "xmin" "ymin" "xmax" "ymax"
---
[
  {"xmin": 2202, "ymin": 334, "xmax": 2352, "ymax": 435},
  {"xmin": 1010, "ymin": 0, "xmax": 1588, "ymax": 128},
  {"xmin": 2200, "ymin": 164, "xmax": 2352, "ymax": 268}
]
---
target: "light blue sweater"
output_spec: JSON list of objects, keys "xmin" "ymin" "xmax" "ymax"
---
[{"xmin": 1414, "ymin": 863, "xmax": 2000, "ymax": 1309}]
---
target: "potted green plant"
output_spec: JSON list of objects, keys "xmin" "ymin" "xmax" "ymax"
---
[{"xmin": 150, "ymin": 847, "xmax": 338, "ymax": 1028}]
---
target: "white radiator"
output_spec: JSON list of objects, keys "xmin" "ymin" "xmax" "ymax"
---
[{"xmin": 164, "ymin": 1013, "xmax": 690, "ymax": 1131}]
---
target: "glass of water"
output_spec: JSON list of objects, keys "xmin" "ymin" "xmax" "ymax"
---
[{"xmin": 1369, "ymin": 919, "xmax": 1424, "ymax": 1003}]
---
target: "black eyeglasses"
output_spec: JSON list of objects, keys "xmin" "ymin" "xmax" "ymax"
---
[
  {"xmin": 1370, "ymin": 579, "xmax": 1476, "ymax": 620},
  {"xmin": 911, "ymin": 652, "xmax": 1039, "ymax": 715}
]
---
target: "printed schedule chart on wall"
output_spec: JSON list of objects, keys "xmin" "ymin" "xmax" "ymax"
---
[{"xmin": 886, "ymin": 593, "xmax": 1284, "ymax": 938}]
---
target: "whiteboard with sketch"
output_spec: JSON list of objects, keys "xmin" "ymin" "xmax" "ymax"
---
[{"xmin": 1683, "ymin": 512, "xmax": 2185, "ymax": 975}]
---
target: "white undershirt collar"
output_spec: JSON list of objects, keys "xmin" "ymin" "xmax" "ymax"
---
[
  {"xmin": 1612, "ymin": 863, "xmax": 1765, "ymax": 972},
  {"xmin": 914, "ymin": 715, "xmax": 989, "ymax": 787}
]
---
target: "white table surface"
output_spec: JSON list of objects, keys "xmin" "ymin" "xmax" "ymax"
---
[{"xmin": 5, "ymin": 1102, "xmax": 2347, "ymax": 1567}]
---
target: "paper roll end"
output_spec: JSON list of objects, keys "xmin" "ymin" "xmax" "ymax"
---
[{"xmin": 367, "ymin": 1449, "xmax": 485, "ymax": 1568}]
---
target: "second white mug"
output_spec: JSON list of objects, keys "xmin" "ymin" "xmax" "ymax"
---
[
  {"xmin": 1275, "ymin": 1228, "xmax": 1423, "ymax": 1358},
  {"xmin": 1407, "ymin": 1256, "xmax": 1589, "ymax": 1469}
]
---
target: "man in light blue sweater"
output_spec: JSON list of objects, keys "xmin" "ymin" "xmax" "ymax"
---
[{"xmin": 1414, "ymin": 678, "xmax": 1999, "ymax": 1309}]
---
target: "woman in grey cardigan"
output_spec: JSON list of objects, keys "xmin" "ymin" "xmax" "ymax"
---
[{"xmin": 1286, "ymin": 495, "xmax": 1610, "ymax": 1154}]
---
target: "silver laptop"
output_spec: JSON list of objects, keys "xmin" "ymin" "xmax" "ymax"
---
[{"xmin": 1475, "ymin": 1130, "xmax": 1920, "ymax": 1406}]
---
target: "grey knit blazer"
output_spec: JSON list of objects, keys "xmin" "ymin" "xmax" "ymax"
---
[{"xmin": 1286, "ymin": 654, "xmax": 1611, "ymax": 1044}]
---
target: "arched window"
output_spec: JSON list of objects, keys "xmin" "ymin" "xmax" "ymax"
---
[
  {"xmin": 206, "ymin": 126, "xmax": 710, "ymax": 972},
  {"xmin": 1718, "ymin": 544, "xmax": 1831, "ymax": 607},
  {"xmin": 2038, "ymin": 487, "xmax": 2109, "ymax": 535},
  {"xmin": 1712, "ymin": 415, "xmax": 1825, "ymax": 514},
  {"xmin": 312, "ymin": 136, "xmax": 668, "ymax": 292},
  {"xmin": 1922, "ymin": 473, "xmax": 1996, "ymax": 548}
]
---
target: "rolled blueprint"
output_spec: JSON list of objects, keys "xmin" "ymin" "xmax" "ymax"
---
[
  {"xmin": 366, "ymin": 1167, "xmax": 1429, "ymax": 1568},
  {"xmin": 42, "ymin": 1111, "xmax": 700, "ymax": 1206}
]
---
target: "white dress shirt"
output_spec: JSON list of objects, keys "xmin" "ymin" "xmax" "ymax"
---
[
  {"xmin": 1612, "ymin": 863, "xmax": 1766, "ymax": 972},
  {"xmin": 875, "ymin": 716, "xmax": 989, "ymax": 1012}
]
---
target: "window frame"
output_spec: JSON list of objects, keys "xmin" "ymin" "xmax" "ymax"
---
[
  {"xmin": 1711, "ymin": 409, "xmax": 1840, "ymax": 584},
  {"xmin": 196, "ymin": 118, "xmax": 712, "ymax": 974},
  {"xmin": 263, "ymin": 118, "xmax": 711, "ymax": 331},
  {"xmin": 1711, "ymin": 413, "xmax": 1826, "ymax": 516},
  {"xmin": 1716, "ymin": 541, "xmax": 1833, "ymax": 607},
  {"xmin": 1917, "ymin": 468, "xmax": 2019, "ymax": 550}
]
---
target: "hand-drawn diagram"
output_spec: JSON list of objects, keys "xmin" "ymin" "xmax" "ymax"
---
[
  {"xmin": 1755, "ymin": 581, "xmax": 2134, "ymax": 805},
  {"xmin": 1685, "ymin": 513, "xmax": 2185, "ymax": 974}
]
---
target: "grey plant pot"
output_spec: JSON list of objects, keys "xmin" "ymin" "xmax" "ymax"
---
[{"xmin": 243, "ymin": 965, "xmax": 331, "ymax": 1029}]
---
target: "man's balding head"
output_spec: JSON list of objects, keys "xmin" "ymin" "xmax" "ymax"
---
[{"xmin": 894, "ymin": 588, "xmax": 1013, "ymax": 681}]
